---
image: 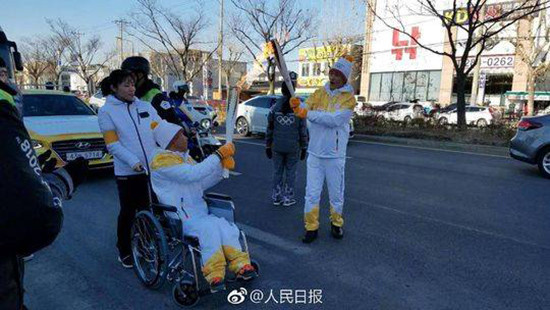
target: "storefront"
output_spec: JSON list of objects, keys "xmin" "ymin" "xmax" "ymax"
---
[{"xmin": 361, "ymin": 0, "xmax": 534, "ymax": 107}]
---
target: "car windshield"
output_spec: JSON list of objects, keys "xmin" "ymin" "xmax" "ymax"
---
[{"xmin": 22, "ymin": 94, "xmax": 95, "ymax": 117}]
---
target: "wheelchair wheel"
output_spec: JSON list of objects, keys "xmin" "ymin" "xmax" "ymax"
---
[
  {"xmin": 131, "ymin": 210, "xmax": 168, "ymax": 290},
  {"xmin": 172, "ymin": 280, "xmax": 200, "ymax": 308},
  {"xmin": 251, "ymin": 259, "xmax": 260, "ymax": 276}
]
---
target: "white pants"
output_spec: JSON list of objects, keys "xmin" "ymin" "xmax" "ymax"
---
[
  {"xmin": 183, "ymin": 215, "xmax": 250, "ymax": 283},
  {"xmin": 304, "ymin": 155, "xmax": 346, "ymax": 231}
]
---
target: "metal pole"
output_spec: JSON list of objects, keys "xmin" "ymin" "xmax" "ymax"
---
[{"xmin": 218, "ymin": 0, "xmax": 224, "ymax": 99}]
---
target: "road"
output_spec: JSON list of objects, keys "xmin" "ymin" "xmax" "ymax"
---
[{"xmin": 25, "ymin": 137, "xmax": 550, "ymax": 310}]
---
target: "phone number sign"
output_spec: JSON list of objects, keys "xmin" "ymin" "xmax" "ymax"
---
[{"xmin": 464, "ymin": 55, "xmax": 515, "ymax": 70}]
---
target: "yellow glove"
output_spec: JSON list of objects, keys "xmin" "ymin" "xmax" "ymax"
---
[
  {"xmin": 294, "ymin": 106, "xmax": 308, "ymax": 119},
  {"xmin": 290, "ymin": 97, "xmax": 301, "ymax": 109},
  {"xmin": 290, "ymin": 97, "xmax": 307, "ymax": 119},
  {"xmin": 221, "ymin": 157, "xmax": 235, "ymax": 170},
  {"xmin": 216, "ymin": 142, "xmax": 235, "ymax": 159}
]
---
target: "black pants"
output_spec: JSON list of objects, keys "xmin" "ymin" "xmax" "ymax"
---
[
  {"xmin": 115, "ymin": 174, "xmax": 155, "ymax": 258},
  {"xmin": 0, "ymin": 255, "xmax": 24, "ymax": 310}
]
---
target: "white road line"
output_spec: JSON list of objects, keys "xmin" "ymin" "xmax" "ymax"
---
[
  {"xmin": 239, "ymin": 223, "xmax": 312, "ymax": 255},
  {"xmin": 349, "ymin": 139, "xmax": 510, "ymax": 159},
  {"xmin": 348, "ymin": 197, "xmax": 550, "ymax": 251}
]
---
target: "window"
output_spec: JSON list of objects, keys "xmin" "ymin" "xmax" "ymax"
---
[
  {"xmin": 415, "ymin": 71, "xmax": 429, "ymax": 101},
  {"xmin": 313, "ymin": 63, "xmax": 321, "ymax": 76},
  {"xmin": 427, "ymin": 71, "xmax": 441, "ymax": 101},
  {"xmin": 369, "ymin": 73, "xmax": 382, "ymax": 101},
  {"xmin": 379, "ymin": 73, "xmax": 393, "ymax": 101},
  {"xmin": 246, "ymin": 97, "xmax": 273, "ymax": 109},
  {"xmin": 301, "ymin": 63, "xmax": 310, "ymax": 77},
  {"xmin": 391, "ymin": 72, "xmax": 404, "ymax": 101},
  {"xmin": 23, "ymin": 95, "xmax": 95, "ymax": 117},
  {"xmin": 403, "ymin": 72, "xmax": 417, "ymax": 101}
]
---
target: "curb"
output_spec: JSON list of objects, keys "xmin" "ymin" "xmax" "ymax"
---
[{"xmin": 351, "ymin": 134, "xmax": 510, "ymax": 157}]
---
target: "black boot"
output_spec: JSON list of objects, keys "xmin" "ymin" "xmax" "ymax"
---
[
  {"xmin": 331, "ymin": 224, "xmax": 344, "ymax": 239},
  {"xmin": 302, "ymin": 230, "xmax": 318, "ymax": 243}
]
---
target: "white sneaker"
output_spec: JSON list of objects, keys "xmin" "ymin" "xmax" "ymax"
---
[
  {"xmin": 118, "ymin": 255, "xmax": 134, "ymax": 268},
  {"xmin": 23, "ymin": 254, "xmax": 34, "ymax": 262},
  {"xmin": 283, "ymin": 198, "xmax": 296, "ymax": 207}
]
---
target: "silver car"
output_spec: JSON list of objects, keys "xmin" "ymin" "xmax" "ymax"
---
[{"xmin": 510, "ymin": 115, "xmax": 550, "ymax": 178}]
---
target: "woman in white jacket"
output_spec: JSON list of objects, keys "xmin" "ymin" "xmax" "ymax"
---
[{"xmin": 98, "ymin": 69, "xmax": 165, "ymax": 268}]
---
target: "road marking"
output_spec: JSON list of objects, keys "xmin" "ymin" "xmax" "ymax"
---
[
  {"xmin": 229, "ymin": 171, "xmax": 242, "ymax": 176},
  {"xmin": 349, "ymin": 140, "xmax": 510, "ymax": 159},
  {"xmin": 348, "ymin": 197, "xmax": 550, "ymax": 251},
  {"xmin": 239, "ymin": 223, "xmax": 312, "ymax": 255}
]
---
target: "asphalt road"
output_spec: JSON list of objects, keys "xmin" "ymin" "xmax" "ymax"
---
[{"xmin": 25, "ymin": 137, "xmax": 550, "ymax": 310}]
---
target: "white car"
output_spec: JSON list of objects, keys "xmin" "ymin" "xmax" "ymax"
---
[
  {"xmin": 89, "ymin": 90, "xmax": 106, "ymax": 111},
  {"xmin": 235, "ymin": 95, "xmax": 280, "ymax": 136},
  {"xmin": 378, "ymin": 102, "xmax": 424, "ymax": 123},
  {"xmin": 438, "ymin": 105, "xmax": 493, "ymax": 126}
]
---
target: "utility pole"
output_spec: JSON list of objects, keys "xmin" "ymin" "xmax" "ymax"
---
[
  {"xmin": 114, "ymin": 19, "xmax": 129, "ymax": 65},
  {"xmin": 218, "ymin": 0, "xmax": 224, "ymax": 99}
]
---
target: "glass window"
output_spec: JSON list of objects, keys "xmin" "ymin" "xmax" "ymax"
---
[
  {"xmin": 313, "ymin": 63, "xmax": 321, "ymax": 76},
  {"xmin": 23, "ymin": 95, "xmax": 95, "ymax": 117},
  {"xmin": 427, "ymin": 71, "xmax": 441, "ymax": 101},
  {"xmin": 379, "ymin": 73, "xmax": 393, "ymax": 102},
  {"xmin": 415, "ymin": 71, "xmax": 429, "ymax": 101},
  {"xmin": 403, "ymin": 71, "xmax": 417, "ymax": 101},
  {"xmin": 301, "ymin": 63, "xmax": 310, "ymax": 77},
  {"xmin": 391, "ymin": 72, "xmax": 404, "ymax": 102},
  {"xmin": 369, "ymin": 73, "xmax": 382, "ymax": 101}
]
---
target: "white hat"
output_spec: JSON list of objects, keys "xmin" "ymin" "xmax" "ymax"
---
[
  {"xmin": 151, "ymin": 121, "xmax": 183, "ymax": 149},
  {"xmin": 330, "ymin": 56, "xmax": 354, "ymax": 82}
]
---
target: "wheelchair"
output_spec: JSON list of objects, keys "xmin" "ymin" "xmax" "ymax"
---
[{"xmin": 130, "ymin": 192, "xmax": 259, "ymax": 307}]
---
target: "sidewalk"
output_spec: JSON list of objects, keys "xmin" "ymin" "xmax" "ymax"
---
[{"xmin": 352, "ymin": 134, "xmax": 510, "ymax": 157}]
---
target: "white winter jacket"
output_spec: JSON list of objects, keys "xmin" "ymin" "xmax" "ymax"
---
[
  {"xmin": 304, "ymin": 83, "xmax": 357, "ymax": 159},
  {"xmin": 150, "ymin": 149, "xmax": 223, "ymax": 222},
  {"xmin": 98, "ymin": 95, "xmax": 162, "ymax": 176}
]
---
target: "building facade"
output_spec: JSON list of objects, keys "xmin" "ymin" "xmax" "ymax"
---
[
  {"xmin": 296, "ymin": 44, "xmax": 363, "ymax": 95},
  {"xmin": 360, "ymin": 0, "xmax": 550, "ymax": 108}
]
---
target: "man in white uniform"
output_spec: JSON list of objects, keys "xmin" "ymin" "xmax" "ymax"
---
[{"xmin": 149, "ymin": 121, "xmax": 257, "ymax": 292}]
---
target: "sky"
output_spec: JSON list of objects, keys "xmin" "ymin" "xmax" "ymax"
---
[{"xmin": 0, "ymin": 0, "xmax": 366, "ymax": 72}]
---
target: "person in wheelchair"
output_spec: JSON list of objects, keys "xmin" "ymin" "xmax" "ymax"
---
[{"xmin": 149, "ymin": 121, "xmax": 257, "ymax": 292}]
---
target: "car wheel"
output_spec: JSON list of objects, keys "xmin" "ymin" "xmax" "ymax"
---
[
  {"xmin": 537, "ymin": 146, "xmax": 550, "ymax": 179},
  {"xmin": 477, "ymin": 118, "xmax": 488, "ymax": 127},
  {"xmin": 236, "ymin": 117, "xmax": 250, "ymax": 137},
  {"xmin": 438, "ymin": 117, "xmax": 448, "ymax": 125},
  {"xmin": 403, "ymin": 116, "xmax": 412, "ymax": 124}
]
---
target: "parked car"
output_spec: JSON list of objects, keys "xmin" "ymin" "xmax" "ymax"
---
[
  {"xmin": 438, "ymin": 105, "xmax": 493, "ymax": 126},
  {"xmin": 89, "ymin": 90, "xmax": 106, "ymax": 111},
  {"xmin": 235, "ymin": 95, "xmax": 355, "ymax": 138},
  {"xmin": 510, "ymin": 115, "xmax": 550, "ymax": 178},
  {"xmin": 22, "ymin": 89, "xmax": 113, "ymax": 169},
  {"xmin": 378, "ymin": 102, "xmax": 424, "ymax": 123},
  {"xmin": 235, "ymin": 95, "xmax": 279, "ymax": 136},
  {"xmin": 371, "ymin": 101, "xmax": 398, "ymax": 112}
]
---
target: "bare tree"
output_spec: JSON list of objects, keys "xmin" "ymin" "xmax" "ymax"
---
[
  {"xmin": 126, "ymin": 0, "xmax": 218, "ymax": 83},
  {"xmin": 513, "ymin": 10, "xmax": 550, "ymax": 115},
  {"xmin": 221, "ymin": 43, "xmax": 245, "ymax": 96},
  {"xmin": 367, "ymin": 0, "xmax": 549, "ymax": 128},
  {"xmin": 230, "ymin": 0, "xmax": 315, "ymax": 94},
  {"xmin": 21, "ymin": 37, "xmax": 50, "ymax": 88},
  {"xmin": 42, "ymin": 35, "xmax": 69, "ymax": 89},
  {"xmin": 48, "ymin": 19, "xmax": 115, "ymax": 93},
  {"xmin": 149, "ymin": 52, "xmax": 174, "ymax": 89},
  {"xmin": 313, "ymin": 34, "xmax": 363, "ymax": 85}
]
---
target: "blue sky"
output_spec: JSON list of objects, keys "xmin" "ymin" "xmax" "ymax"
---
[{"xmin": 1, "ymin": 0, "xmax": 365, "ymax": 71}]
